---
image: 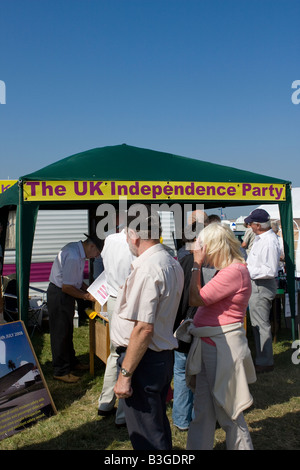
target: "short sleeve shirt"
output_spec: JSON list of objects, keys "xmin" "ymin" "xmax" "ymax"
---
[
  {"xmin": 49, "ymin": 241, "xmax": 86, "ymax": 289},
  {"xmin": 101, "ymin": 230, "xmax": 135, "ymax": 296},
  {"xmin": 110, "ymin": 244, "xmax": 184, "ymax": 352},
  {"xmin": 193, "ymin": 263, "xmax": 252, "ymax": 328}
]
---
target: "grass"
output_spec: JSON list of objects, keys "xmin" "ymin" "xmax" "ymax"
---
[{"xmin": 0, "ymin": 319, "xmax": 299, "ymax": 450}]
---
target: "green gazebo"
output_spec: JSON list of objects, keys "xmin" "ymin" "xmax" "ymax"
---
[{"xmin": 0, "ymin": 144, "xmax": 296, "ymax": 338}]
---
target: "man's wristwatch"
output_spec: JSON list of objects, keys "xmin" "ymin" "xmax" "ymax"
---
[
  {"xmin": 191, "ymin": 267, "xmax": 200, "ymax": 272},
  {"xmin": 121, "ymin": 367, "xmax": 132, "ymax": 377}
]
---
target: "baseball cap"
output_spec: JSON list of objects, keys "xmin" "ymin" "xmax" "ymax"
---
[
  {"xmin": 84, "ymin": 233, "xmax": 103, "ymax": 252},
  {"xmin": 244, "ymin": 209, "xmax": 270, "ymax": 225}
]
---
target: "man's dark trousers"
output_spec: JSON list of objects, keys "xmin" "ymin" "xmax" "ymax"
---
[
  {"xmin": 118, "ymin": 348, "xmax": 174, "ymax": 450},
  {"xmin": 47, "ymin": 282, "xmax": 78, "ymax": 376}
]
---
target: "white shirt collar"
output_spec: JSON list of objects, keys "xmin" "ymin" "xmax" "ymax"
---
[
  {"xmin": 255, "ymin": 229, "xmax": 273, "ymax": 240},
  {"xmin": 79, "ymin": 241, "xmax": 86, "ymax": 259},
  {"xmin": 132, "ymin": 243, "xmax": 164, "ymax": 269}
]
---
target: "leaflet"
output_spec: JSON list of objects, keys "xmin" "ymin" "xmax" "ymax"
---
[{"xmin": 87, "ymin": 271, "xmax": 109, "ymax": 306}]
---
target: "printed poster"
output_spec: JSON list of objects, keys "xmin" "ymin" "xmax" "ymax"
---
[{"xmin": 0, "ymin": 321, "xmax": 56, "ymax": 441}]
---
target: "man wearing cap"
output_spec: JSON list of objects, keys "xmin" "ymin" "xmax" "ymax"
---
[
  {"xmin": 47, "ymin": 234, "xmax": 102, "ymax": 383},
  {"xmin": 244, "ymin": 209, "xmax": 281, "ymax": 373}
]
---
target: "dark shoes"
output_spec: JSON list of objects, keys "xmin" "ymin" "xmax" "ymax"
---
[
  {"xmin": 115, "ymin": 422, "xmax": 127, "ymax": 429},
  {"xmin": 98, "ymin": 408, "xmax": 116, "ymax": 417},
  {"xmin": 97, "ymin": 408, "xmax": 126, "ymax": 428},
  {"xmin": 255, "ymin": 364, "xmax": 274, "ymax": 374}
]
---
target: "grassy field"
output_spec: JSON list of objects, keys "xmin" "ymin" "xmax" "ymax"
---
[{"xmin": 0, "ymin": 320, "xmax": 299, "ymax": 451}]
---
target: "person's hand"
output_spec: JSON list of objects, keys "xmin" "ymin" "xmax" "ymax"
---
[
  {"xmin": 193, "ymin": 241, "xmax": 207, "ymax": 266},
  {"xmin": 114, "ymin": 375, "xmax": 133, "ymax": 399},
  {"xmin": 84, "ymin": 292, "xmax": 96, "ymax": 302}
]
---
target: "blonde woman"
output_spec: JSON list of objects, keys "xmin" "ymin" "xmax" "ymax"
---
[{"xmin": 177, "ymin": 223, "xmax": 256, "ymax": 450}]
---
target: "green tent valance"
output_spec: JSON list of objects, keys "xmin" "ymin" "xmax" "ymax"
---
[{"xmin": 0, "ymin": 144, "xmax": 296, "ymax": 339}]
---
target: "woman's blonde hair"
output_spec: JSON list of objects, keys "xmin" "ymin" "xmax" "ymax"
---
[{"xmin": 197, "ymin": 222, "xmax": 245, "ymax": 270}]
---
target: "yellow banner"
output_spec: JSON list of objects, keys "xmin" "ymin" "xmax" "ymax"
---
[
  {"xmin": 0, "ymin": 180, "xmax": 17, "ymax": 194},
  {"xmin": 23, "ymin": 180, "xmax": 286, "ymax": 202}
]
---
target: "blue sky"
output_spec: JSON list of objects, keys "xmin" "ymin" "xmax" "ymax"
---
[
  {"xmin": 0, "ymin": 322, "xmax": 36, "ymax": 376},
  {"xmin": 0, "ymin": 0, "xmax": 299, "ymax": 217}
]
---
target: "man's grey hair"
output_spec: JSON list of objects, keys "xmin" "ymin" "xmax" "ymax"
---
[
  {"xmin": 256, "ymin": 220, "xmax": 271, "ymax": 230},
  {"xmin": 126, "ymin": 203, "xmax": 162, "ymax": 240}
]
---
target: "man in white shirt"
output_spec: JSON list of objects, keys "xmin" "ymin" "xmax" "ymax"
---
[
  {"xmin": 47, "ymin": 234, "xmax": 101, "ymax": 383},
  {"xmin": 97, "ymin": 225, "xmax": 135, "ymax": 426},
  {"xmin": 245, "ymin": 209, "xmax": 281, "ymax": 373},
  {"xmin": 112, "ymin": 206, "xmax": 184, "ymax": 450}
]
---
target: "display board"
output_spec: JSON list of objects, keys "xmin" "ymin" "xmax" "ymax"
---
[{"xmin": 0, "ymin": 321, "xmax": 56, "ymax": 441}]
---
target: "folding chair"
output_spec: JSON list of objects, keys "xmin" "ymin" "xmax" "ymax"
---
[
  {"xmin": 2, "ymin": 276, "xmax": 47, "ymax": 337},
  {"xmin": 28, "ymin": 286, "xmax": 48, "ymax": 337}
]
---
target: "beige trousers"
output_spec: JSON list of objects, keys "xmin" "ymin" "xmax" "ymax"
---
[
  {"xmin": 187, "ymin": 340, "xmax": 253, "ymax": 450},
  {"xmin": 98, "ymin": 296, "xmax": 125, "ymax": 425}
]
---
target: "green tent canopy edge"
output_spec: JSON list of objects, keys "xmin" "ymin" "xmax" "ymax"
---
[{"xmin": 0, "ymin": 144, "xmax": 296, "ymax": 340}]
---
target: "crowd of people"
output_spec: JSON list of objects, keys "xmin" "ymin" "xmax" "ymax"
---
[{"xmin": 46, "ymin": 205, "xmax": 282, "ymax": 450}]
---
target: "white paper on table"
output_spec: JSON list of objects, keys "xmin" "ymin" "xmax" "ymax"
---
[{"xmin": 87, "ymin": 271, "xmax": 109, "ymax": 306}]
